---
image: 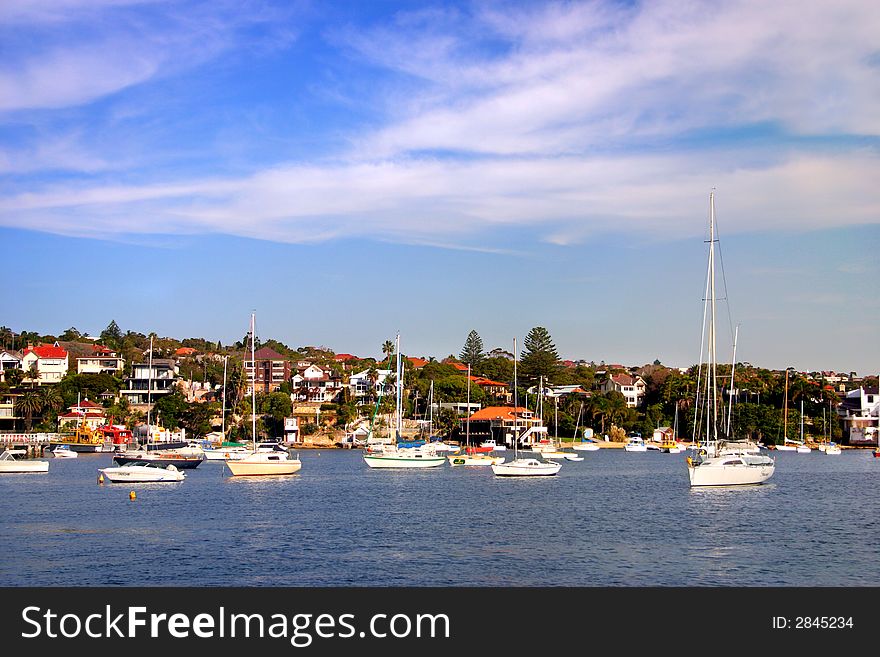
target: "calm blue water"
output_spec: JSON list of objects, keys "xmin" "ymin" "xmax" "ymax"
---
[{"xmin": 1, "ymin": 449, "xmax": 878, "ymax": 586}]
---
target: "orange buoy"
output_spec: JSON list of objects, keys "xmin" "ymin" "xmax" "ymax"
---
[{"xmin": 129, "ymin": 491, "xmax": 136, "ymax": 500}]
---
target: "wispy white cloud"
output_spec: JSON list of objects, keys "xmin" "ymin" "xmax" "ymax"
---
[{"xmin": 1, "ymin": 0, "xmax": 879, "ymax": 249}]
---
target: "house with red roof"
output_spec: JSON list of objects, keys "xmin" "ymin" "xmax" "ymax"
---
[
  {"xmin": 175, "ymin": 347, "xmax": 198, "ymax": 357},
  {"xmin": 20, "ymin": 342, "xmax": 69, "ymax": 384},
  {"xmin": 407, "ymin": 356, "xmax": 429, "ymax": 369},
  {"xmin": 246, "ymin": 347, "xmax": 291, "ymax": 393},
  {"xmin": 468, "ymin": 375, "xmax": 511, "ymax": 403},
  {"xmin": 599, "ymin": 373, "xmax": 646, "ymax": 408},
  {"xmin": 458, "ymin": 405, "xmax": 548, "ymax": 447},
  {"xmin": 57, "ymin": 399, "xmax": 107, "ymax": 430}
]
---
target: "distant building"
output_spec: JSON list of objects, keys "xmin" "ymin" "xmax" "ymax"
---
[
  {"xmin": 458, "ymin": 406, "xmax": 548, "ymax": 447},
  {"xmin": 246, "ymin": 347, "xmax": 291, "ymax": 394},
  {"xmin": 349, "ymin": 368, "xmax": 393, "ymax": 402},
  {"xmin": 120, "ymin": 359, "xmax": 179, "ymax": 406},
  {"xmin": 57, "ymin": 399, "xmax": 106, "ymax": 431},
  {"xmin": 599, "ymin": 374, "xmax": 646, "ymax": 408},
  {"xmin": 0, "ymin": 349, "xmax": 22, "ymax": 383},
  {"xmin": 77, "ymin": 344, "xmax": 125, "ymax": 375},
  {"xmin": 293, "ymin": 364, "xmax": 345, "ymax": 403}
]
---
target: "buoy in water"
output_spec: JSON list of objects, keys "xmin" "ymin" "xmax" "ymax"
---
[
  {"xmin": 129, "ymin": 491, "xmax": 136, "ymax": 500},
  {"xmin": 98, "ymin": 473, "xmax": 104, "ymax": 484}
]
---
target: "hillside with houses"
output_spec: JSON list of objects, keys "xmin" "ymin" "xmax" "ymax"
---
[{"xmin": 0, "ymin": 324, "xmax": 877, "ymax": 448}]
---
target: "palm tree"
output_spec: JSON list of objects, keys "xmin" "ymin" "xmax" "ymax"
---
[
  {"xmin": 39, "ymin": 386, "xmax": 63, "ymax": 428},
  {"xmin": 381, "ymin": 340, "xmax": 395, "ymax": 365},
  {"xmin": 23, "ymin": 364, "xmax": 40, "ymax": 387},
  {"xmin": 15, "ymin": 390, "xmax": 42, "ymax": 431}
]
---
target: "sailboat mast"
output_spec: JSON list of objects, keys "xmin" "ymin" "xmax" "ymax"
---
[
  {"xmin": 726, "ymin": 324, "xmax": 739, "ymax": 436},
  {"xmin": 221, "ymin": 355, "xmax": 228, "ymax": 440},
  {"xmin": 146, "ymin": 335, "xmax": 153, "ymax": 445},
  {"xmin": 784, "ymin": 368, "xmax": 789, "ymax": 441},
  {"xmin": 709, "ymin": 191, "xmax": 719, "ymax": 443},
  {"xmin": 466, "ymin": 363, "xmax": 471, "ymax": 448},
  {"xmin": 250, "ymin": 313, "xmax": 256, "ymax": 449},
  {"xmin": 513, "ymin": 337, "xmax": 518, "ymax": 457},
  {"xmin": 395, "ymin": 332, "xmax": 402, "ymax": 442}
]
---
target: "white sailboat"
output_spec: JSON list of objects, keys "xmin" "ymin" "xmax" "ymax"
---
[
  {"xmin": 364, "ymin": 333, "xmax": 446, "ymax": 469},
  {"xmin": 226, "ymin": 313, "xmax": 302, "ymax": 476},
  {"xmin": 492, "ymin": 339, "xmax": 561, "ymax": 477},
  {"xmin": 686, "ymin": 191, "xmax": 775, "ymax": 487},
  {"xmin": 449, "ymin": 364, "xmax": 504, "ymax": 466}
]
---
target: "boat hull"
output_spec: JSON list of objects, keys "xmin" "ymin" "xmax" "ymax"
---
[
  {"xmin": 225, "ymin": 460, "xmax": 302, "ymax": 476},
  {"xmin": 573, "ymin": 443, "xmax": 600, "ymax": 451},
  {"xmin": 113, "ymin": 452, "xmax": 204, "ymax": 469},
  {"xmin": 363, "ymin": 454, "xmax": 445, "ymax": 468},
  {"xmin": 491, "ymin": 458, "xmax": 561, "ymax": 476},
  {"xmin": 49, "ymin": 442, "xmax": 105, "ymax": 453},
  {"xmin": 100, "ymin": 465, "xmax": 184, "ymax": 482},
  {"xmin": 0, "ymin": 461, "xmax": 49, "ymax": 473},
  {"xmin": 448, "ymin": 454, "xmax": 505, "ymax": 466},
  {"xmin": 687, "ymin": 461, "xmax": 775, "ymax": 486}
]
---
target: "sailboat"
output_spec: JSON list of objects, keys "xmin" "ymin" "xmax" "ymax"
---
[
  {"xmin": 425, "ymin": 381, "xmax": 457, "ymax": 452},
  {"xmin": 795, "ymin": 399, "xmax": 811, "ymax": 453},
  {"xmin": 226, "ymin": 313, "xmax": 302, "ymax": 476},
  {"xmin": 449, "ymin": 364, "xmax": 504, "ymax": 466},
  {"xmin": 491, "ymin": 339, "xmax": 561, "ymax": 476},
  {"xmin": 774, "ymin": 369, "xmax": 797, "ymax": 451},
  {"xmin": 203, "ymin": 355, "xmax": 250, "ymax": 461},
  {"xmin": 363, "ymin": 333, "xmax": 446, "ymax": 469},
  {"xmin": 572, "ymin": 407, "xmax": 600, "ymax": 451},
  {"xmin": 686, "ymin": 191, "xmax": 775, "ymax": 486}
]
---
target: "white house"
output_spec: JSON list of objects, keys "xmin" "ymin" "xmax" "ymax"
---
[
  {"xmin": 838, "ymin": 386, "xmax": 879, "ymax": 446},
  {"xmin": 77, "ymin": 344, "xmax": 125, "ymax": 375},
  {"xmin": 599, "ymin": 374, "xmax": 646, "ymax": 408},
  {"xmin": 0, "ymin": 350, "xmax": 22, "ymax": 383},
  {"xmin": 349, "ymin": 368, "xmax": 393, "ymax": 401},
  {"xmin": 120, "ymin": 359, "xmax": 179, "ymax": 406},
  {"xmin": 293, "ymin": 364, "xmax": 345, "ymax": 403},
  {"xmin": 20, "ymin": 342, "xmax": 69, "ymax": 384}
]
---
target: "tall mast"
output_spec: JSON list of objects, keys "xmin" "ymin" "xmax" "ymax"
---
[
  {"xmin": 466, "ymin": 363, "xmax": 471, "ymax": 448},
  {"xmin": 513, "ymin": 337, "xmax": 518, "ymax": 458},
  {"xmin": 709, "ymin": 190, "xmax": 718, "ymax": 443},
  {"xmin": 221, "ymin": 355, "xmax": 228, "ymax": 440},
  {"xmin": 146, "ymin": 334, "xmax": 153, "ymax": 444},
  {"xmin": 251, "ymin": 313, "xmax": 256, "ymax": 450},
  {"xmin": 395, "ymin": 332, "xmax": 402, "ymax": 441},
  {"xmin": 726, "ymin": 324, "xmax": 739, "ymax": 436},
  {"xmin": 783, "ymin": 368, "xmax": 789, "ymax": 441}
]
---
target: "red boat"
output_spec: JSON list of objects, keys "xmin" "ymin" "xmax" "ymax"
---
[{"xmin": 97, "ymin": 424, "xmax": 134, "ymax": 449}]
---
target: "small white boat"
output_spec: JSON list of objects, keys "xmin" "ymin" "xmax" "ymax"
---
[
  {"xmin": 563, "ymin": 454, "xmax": 584, "ymax": 461},
  {"xmin": 364, "ymin": 445, "xmax": 446, "ymax": 469},
  {"xmin": 824, "ymin": 443, "xmax": 842, "ymax": 455},
  {"xmin": 203, "ymin": 446, "xmax": 251, "ymax": 461},
  {"xmin": 51, "ymin": 445, "xmax": 78, "ymax": 459},
  {"xmin": 100, "ymin": 461, "xmax": 185, "ymax": 482},
  {"xmin": 226, "ymin": 450, "xmax": 302, "ymax": 476},
  {"xmin": 0, "ymin": 449, "xmax": 49, "ymax": 473},
  {"xmin": 624, "ymin": 437, "xmax": 648, "ymax": 452},
  {"xmin": 774, "ymin": 444, "xmax": 797, "ymax": 451},
  {"xmin": 480, "ymin": 439, "xmax": 507, "ymax": 452},
  {"xmin": 796, "ymin": 445, "xmax": 812, "ymax": 453},
  {"xmin": 573, "ymin": 441, "xmax": 600, "ymax": 452},
  {"xmin": 492, "ymin": 457, "xmax": 561, "ymax": 477}
]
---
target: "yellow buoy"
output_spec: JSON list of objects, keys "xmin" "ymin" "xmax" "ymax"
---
[
  {"xmin": 98, "ymin": 473, "xmax": 104, "ymax": 484},
  {"xmin": 129, "ymin": 491, "xmax": 136, "ymax": 500}
]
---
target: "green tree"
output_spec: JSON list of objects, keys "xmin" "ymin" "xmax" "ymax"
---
[
  {"xmin": 100, "ymin": 320, "xmax": 123, "ymax": 349},
  {"xmin": 519, "ymin": 327, "xmax": 561, "ymax": 385},
  {"xmin": 459, "ymin": 330, "xmax": 485, "ymax": 367},
  {"xmin": 4, "ymin": 368, "xmax": 24, "ymax": 387},
  {"xmin": 15, "ymin": 389, "xmax": 42, "ymax": 431},
  {"xmin": 59, "ymin": 327, "xmax": 82, "ymax": 341}
]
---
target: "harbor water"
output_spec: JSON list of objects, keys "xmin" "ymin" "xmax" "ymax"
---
[{"xmin": 1, "ymin": 448, "xmax": 878, "ymax": 586}]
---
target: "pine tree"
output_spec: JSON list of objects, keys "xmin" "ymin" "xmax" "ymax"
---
[
  {"xmin": 100, "ymin": 320, "xmax": 123, "ymax": 349},
  {"xmin": 519, "ymin": 326, "xmax": 560, "ymax": 384},
  {"xmin": 459, "ymin": 330, "xmax": 484, "ymax": 366}
]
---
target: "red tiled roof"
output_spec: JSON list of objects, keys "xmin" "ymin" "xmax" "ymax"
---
[
  {"xmin": 175, "ymin": 347, "xmax": 197, "ymax": 356},
  {"xmin": 407, "ymin": 357, "xmax": 428, "ymax": 368},
  {"xmin": 611, "ymin": 374, "xmax": 635, "ymax": 386},
  {"xmin": 23, "ymin": 344, "xmax": 68, "ymax": 359},
  {"xmin": 70, "ymin": 400, "xmax": 103, "ymax": 409},
  {"xmin": 467, "ymin": 406, "xmax": 530, "ymax": 421},
  {"xmin": 334, "ymin": 353, "xmax": 356, "ymax": 361},
  {"xmin": 59, "ymin": 412, "xmax": 105, "ymax": 418},
  {"xmin": 469, "ymin": 375, "xmax": 509, "ymax": 387},
  {"xmin": 448, "ymin": 362, "xmax": 468, "ymax": 371},
  {"xmin": 252, "ymin": 347, "xmax": 287, "ymax": 360}
]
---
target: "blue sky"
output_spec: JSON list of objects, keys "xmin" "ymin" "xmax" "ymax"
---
[{"xmin": 2, "ymin": 0, "xmax": 878, "ymax": 373}]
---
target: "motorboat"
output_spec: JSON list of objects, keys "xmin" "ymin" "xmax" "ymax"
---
[
  {"xmin": 624, "ymin": 437, "xmax": 648, "ymax": 452},
  {"xmin": 225, "ymin": 450, "xmax": 303, "ymax": 476},
  {"xmin": 491, "ymin": 457, "xmax": 561, "ymax": 477},
  {"xmin": 0, "ymin": 449, "xmax": 49, "ymax": 473},
  {"xmin": 687, "ymin": 445, "xmax": 775, "ymax": 486},
  {"xmin": 203, "ymin": 445, "xmax": 252, "ymax": 461},
  {"xmin": 99, "ymin": 461, "xmax": 185, "ymax": 483},
  {"xmin": 480, "ymin": 439, "xmax": 506, "ymax": 452},
  {"xmin": 113, "ymin": 449, "xmax": 205, "ymax": 469},
  {"xmin": 51, "ymin": 444, "xmax": 78, "ymax": 459}
]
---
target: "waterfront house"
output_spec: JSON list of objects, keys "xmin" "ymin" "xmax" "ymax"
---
[
  {"xmin": 120, "ymin": 359, "xmax": 179, "ymax": 407},
  {"xmin": 76, "ymin": 344, "xmax": 125, "ymax": 375},
  {"xmin": 293, "ymin": 364, "xmax": 345, "ymax": 403},
  {"xmin": 20, "ymin": 343, "xmax": 69, "ymax": 385},
  {"xmin": 57, "ymin": 399, "xmax": 107, "ymax": 431},
  {"xmin": 457, "ymin": 405, "xmax": 548, "ymax": 447},
  {"xmin": 837, "ymin": 386, "xmax": 879, "ymax": 446},
  {"xmin": 246, "ymin": 347, "xmax": 291, "ymax": 394},
  {"xmin": 469, "ymin": 375, "xmax": 512, "ymax": 404},
  {"xmin": 349, "ymin": 368, "xmax": 393, "ymax": 402},
  {"xmin": 0, "ymin": 349, "xmax": 22, "ymax": 383},
  {"xmin": 599, "ymin": 374, "xmax": 646, "ymax": 408}
]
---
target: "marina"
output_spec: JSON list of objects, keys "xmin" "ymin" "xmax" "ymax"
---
[{"xmin": 1, "ymin": 447, "xmax": 878, "ymax": 587}]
